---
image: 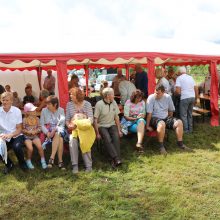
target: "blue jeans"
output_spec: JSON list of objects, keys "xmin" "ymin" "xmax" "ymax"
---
[
  {"xmin": 5, "ymin": 135, "xmax": 26, "ymax": 168},
  {"xmin": 179, "ymin": 97, "xmax": 195, "ymax": 132}
]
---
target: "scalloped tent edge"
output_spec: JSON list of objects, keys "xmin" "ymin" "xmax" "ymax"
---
[{"xmin": 0, "ymin": 52, "xmax": 218, "ymax": 126}]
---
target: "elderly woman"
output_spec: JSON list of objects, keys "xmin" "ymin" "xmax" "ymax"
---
[
  {"xmin": 40, "ymin": 96, "xmax": 66, "ymax": 169},
  {"xmin": 66, "ymin": 87, "xmax": 94, "ymax": 174},
  {"xmin": 123, "ymin": 90, "xmax": 146, "ymax": 153},
  {"xmin": 94, "ymin": 88, "xmax": 123, "ymax": 168}
]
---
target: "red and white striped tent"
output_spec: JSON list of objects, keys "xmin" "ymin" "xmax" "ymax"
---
[{"xmin": 0, "ymin": 52, "xmax": 219, "ymax": 126}]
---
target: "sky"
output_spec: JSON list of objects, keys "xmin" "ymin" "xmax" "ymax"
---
[{"xmin": 1, "ymin": 0, "xmax": 220, "ymax": 55}]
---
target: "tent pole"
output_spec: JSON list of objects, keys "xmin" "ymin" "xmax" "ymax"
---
[
  {"xmin": 210, "ymin": 61, "xmax": 219, "ymax": 126},
  {"xmin": 84, "ymin": 64, "xmax": 89, "ymax": 96},
  {"xmin": 36, "ymin": 65, "xmax": 42, "ymax": 90},
  {"xmin": 125, "ymin": 64, "xmax": 129, "ymax": 80},
  {"xmin": 147, "ymin": 58, "xmax": 156, "ymax": 95},
  {"xmin": 56, "ymin": 60, "xmax": 69, "ymax": 109}
]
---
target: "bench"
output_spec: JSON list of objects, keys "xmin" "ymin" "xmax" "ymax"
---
[{"xmin": 193, "ymin": 107, "xmax": 210, "ymax": 122}]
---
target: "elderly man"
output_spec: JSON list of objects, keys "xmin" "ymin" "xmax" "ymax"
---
[
  {"xmin": 43, "ymin": 69, "xmax": 56, "ymax": 95},
  {"xmin": 175, "ymin": 66, "xmax": 198, "ymax": 133},
  {"xmin": 146, "ymin": 84, "xmax": 191, "ymax": 155},
  {"xmin": 0, "ymin": 92, "xmax": 27, "ymax": 174},
  {"xmin": 134, "ymin": 64, "xmax": 148, "ymax": 98},
  {"xmin": 94, "ymin": 88, "xmax": 123, "ymax": 168}
]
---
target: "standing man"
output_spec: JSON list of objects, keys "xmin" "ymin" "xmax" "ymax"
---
[
  {"xmin": 175, "ymin": 66, "xmax": 198, "ymax": 133},
  {"xmin": 134, "ymin": 64, "xmax": 148, "ymax": 98},
  {"xmin": 112, "ymin": 68, "xmax": 126, "ymax": 103},
  {"xmin": 0, "ymin": 92, "xmax": 27, "ymax": 174},
  {"xmin": 118, "ymin": 78, "xmax": 136, "ymax": 105},
  {"xmin": 94, "ymin": 88, "xmax": 123, "ymax": 168},
  {"xmin": 43, "ymin": 69, "xmax": 56, "ymax": 95},
  {"xmin": 146, "ymin": 84, "xmax": 191, "ymax": 155}
]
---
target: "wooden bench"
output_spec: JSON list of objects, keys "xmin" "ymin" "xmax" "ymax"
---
[{"xmin": 193, "ymin": 107, "xmax": 210, "ymax": 122}]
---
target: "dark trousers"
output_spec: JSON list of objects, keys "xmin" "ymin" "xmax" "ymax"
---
[
  {"xmin": 5, "ymin": 135, "xmax": 26, "ymax": 168},
  {"xmin": 98, "ymin": 125, "xmax": 121, "ymax": 160}
]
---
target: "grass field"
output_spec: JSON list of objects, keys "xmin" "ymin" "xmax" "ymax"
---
[{"xmin": 0, "ymin": 120, "xmax": 220, "ymax": 220}]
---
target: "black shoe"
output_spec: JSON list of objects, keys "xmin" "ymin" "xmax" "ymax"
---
[
  {"xmin": 3, "ymin": 163, "xmax": 14, "ymax": 175},
  {"xmin": 19, "ymin": 163, "xmax": 28, "ymax": 172},
  {"xmin": 114, "ymin": 159, "xmax": 122, "ymax": 167}
]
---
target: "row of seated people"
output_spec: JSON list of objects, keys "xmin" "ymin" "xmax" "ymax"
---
[{"xmin": 0, "ymin": 85, "xmax": 192, "ymax": 175}]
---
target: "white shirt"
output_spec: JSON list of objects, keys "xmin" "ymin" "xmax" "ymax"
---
[
  {"xmin": 176, "ymin": 74, "xmax": 195, "ymax": 100},
  {"xmin": 0, "ymin": 106, "xmax": 22, "ymax": 138}
]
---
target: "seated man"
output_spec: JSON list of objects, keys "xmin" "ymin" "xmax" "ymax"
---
[
  {"xmin": 23, "ymin": 85, "xmax": 36, "ymax": 105},
  {"xmin": 94, "ymin": 88, "xmax": 123, "ymax": 168},
  {"xmin": 0, "ymin": 92, "xmax": 28, "ymax": 174},
  {"xmin": 146, "ymin": 84, "xmax": 191, "ymax": 155}
]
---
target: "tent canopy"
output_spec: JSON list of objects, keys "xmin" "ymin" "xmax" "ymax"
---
[{"xmin": 0, "ymin": 52, "xmax": 218, "ymax": 126}]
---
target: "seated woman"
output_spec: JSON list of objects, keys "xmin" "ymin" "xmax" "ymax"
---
[
  {"xmin": 66, "ymin": 87, "xmax": 94, "ymax": 174},
  {"xmin": 123, "ymin": 90, "xmax": 146, "ymax": 153},
  {"xmin": 40, "ymin": 96, "xmax": 66, "ymax": 170}
]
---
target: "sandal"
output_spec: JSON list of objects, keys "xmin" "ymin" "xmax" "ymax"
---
[
  {"xmin": 136, "ymin": 143, "xmax": 144, "ymax": 153},
  {"xmin": 47, "ymin": 158, "xmax": 54, "ymax": 168},
  {"xmin": 58, "ymin": 162, "xmax": 66, "ymax": 170}
]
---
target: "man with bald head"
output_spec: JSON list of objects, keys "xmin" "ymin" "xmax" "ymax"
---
[
  {"xmin": 43, "ymin": 69, "xmax": 56, "ymax": 95},
  {"xmin": 134, "ymin": 64, "xmax": 148, "ymax": 98}
]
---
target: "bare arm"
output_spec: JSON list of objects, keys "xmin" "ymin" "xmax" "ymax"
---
[
  {"xmin": 168, "ymin": 111, "xmax": 173, "ymax": 117},
  {"xmin": 146, "ymin": 113, "xmax": 153, "ymax": 131},
  {"xmin": 115, "ymin": 115, "xmax": 123, "ymax": 137},
  {"xmin": 0, "ymin": 123, "xmax": 22, "ymax": 140},
  {"xmin": 93, "ymin": 117, "xmax": 101, "ymax": 139},
  {"xmin": 175, "ymin": 86, "xmax": 181, "ymax": 95},
  {"xmin": 194, "ymin": 86, "xmax": 199, "ymax": 99}
]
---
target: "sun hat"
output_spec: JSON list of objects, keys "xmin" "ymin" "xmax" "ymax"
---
[{"xmin": 24, "ymin": 103, "xmax": 37, "ymax": 112}]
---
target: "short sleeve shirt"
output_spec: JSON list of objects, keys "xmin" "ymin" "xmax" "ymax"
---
[
  {"xmin": 147, "ymin": 93, "xmax": 175, "ymax": 119},
  {"xmin": 175, "ymin": 74, "xmax": 195, "ymax": 100},
  {"xmin": 124, "ymin": 100, "xmax": 146, "ymax": 117},
  {"xmin": 94, "ymin": 100, "xmax": 120, "ymax": 127},
  {"xmin": 0, "ymin": 106, "xmax": 22, "ymax": 136}
]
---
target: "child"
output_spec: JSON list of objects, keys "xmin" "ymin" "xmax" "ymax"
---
[{"xmin": 23, "ymin": 103, "xmax": 47, "ymax": 169}]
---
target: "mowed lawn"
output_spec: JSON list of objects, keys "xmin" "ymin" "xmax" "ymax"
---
[{"xmin": 0, "ymin": 121, "xmax": 220, "ymax": 220}]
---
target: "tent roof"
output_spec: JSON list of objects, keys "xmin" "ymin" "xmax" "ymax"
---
[{"xmin": 0, "ymin": 52, "xmax": 219, "ymax": 70}]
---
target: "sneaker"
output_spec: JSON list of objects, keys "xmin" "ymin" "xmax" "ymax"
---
[
  {"xmin": 47, "ymin": 158, "xmax": 54, "ymax": 168},
  {"xmin": 58, "ymin": 162, "xmax": 66, "ymax": 170},
  {"xmin": 72, "ymin": 165, "xmax": 78, "ymax": 174},
  {"xmin": 26, "ymin": 160, "xmax": 34, "ymax": 169},
  {"xmin": 85, "ymin": 167, "xmax": 92, "ymax": 172},
  {"xmin": 41, "ymin": 159, "xmax": 47, "ymax": 169},
  {"xmin": 179, "ymin": 144, "xmax": 194, "ymax": 152},
  {"xmin": 160, "ymin": 147, "xmax": 168, "ymax": 156}
]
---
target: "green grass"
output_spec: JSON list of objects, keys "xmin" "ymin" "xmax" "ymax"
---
[{"xmin": 0, "ymin": 122, "xmax": 220, "ymax": 220}]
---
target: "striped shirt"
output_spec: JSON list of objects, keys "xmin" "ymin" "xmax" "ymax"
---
[{"xmin": 66, "ymin": 100, "xmax": 93, "ymax": 123}]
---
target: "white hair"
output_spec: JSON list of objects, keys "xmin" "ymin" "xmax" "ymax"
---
[
  {"xmin": 178, "ymin": 66, "xmax": 187, "ymax": 74},
  {"xmin": 102, "ymin": 88, "xmax": 114, "ymax": 98}
]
